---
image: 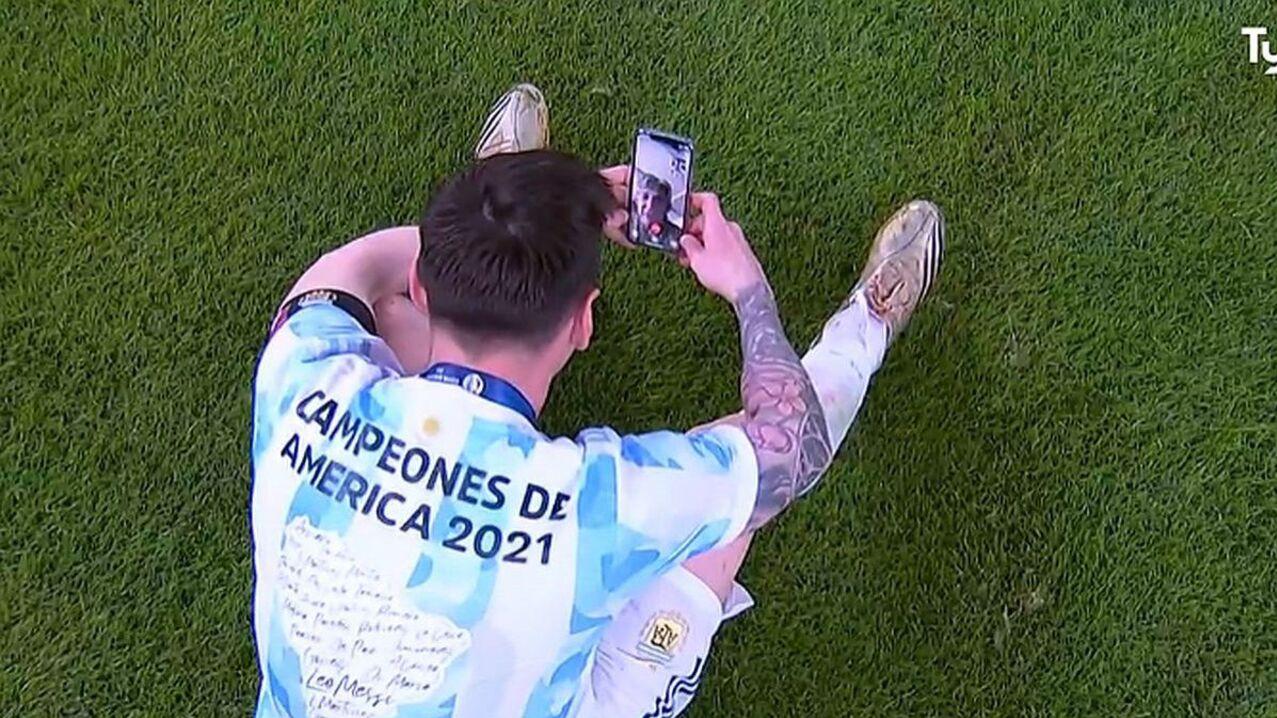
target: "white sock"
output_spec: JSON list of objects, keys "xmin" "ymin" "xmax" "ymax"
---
[{"xmin": 800, "ymin": 290, "xmax": 888, "ymax": 449}]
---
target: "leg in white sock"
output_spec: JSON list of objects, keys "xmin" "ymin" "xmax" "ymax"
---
[{"xmin": 801, "ymin": 289, "xmax": 889, "ymax": 449}]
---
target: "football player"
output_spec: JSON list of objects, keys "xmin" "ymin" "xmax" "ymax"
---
[{"xmin": 249, "ymin": 84, "xmax": 944, "ymax": 718}]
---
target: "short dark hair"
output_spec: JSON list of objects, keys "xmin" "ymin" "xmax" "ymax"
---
[
  {"xmin": 417, "ymin": 151, "xmax": 613, "ymax": 347},
  {"xmin": 639, "ymin": 172, "xmax": 670, "ymax": 198}
]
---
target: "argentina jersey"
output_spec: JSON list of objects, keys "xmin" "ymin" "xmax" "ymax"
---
[{"xmin": 249, "ymin": 291, "xmax": 758, "ymax": 718}]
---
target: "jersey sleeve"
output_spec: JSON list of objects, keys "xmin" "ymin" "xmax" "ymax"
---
[
  {"xmin": 573, "ymin": 424, "xmax": 759, "ymax": 601},
  {"xmin": 252, "ymin": 290, "xmax": 402, "ymax": 456}
]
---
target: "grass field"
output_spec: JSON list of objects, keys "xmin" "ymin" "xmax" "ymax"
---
[{"xmin": 3, "ymin": 0, "xmax": 1276, "ymax": 715}]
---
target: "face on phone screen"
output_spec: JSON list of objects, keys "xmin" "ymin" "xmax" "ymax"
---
[{"xmin": 628, "ymin": 131, "xmax": 693, "ymax": 252}]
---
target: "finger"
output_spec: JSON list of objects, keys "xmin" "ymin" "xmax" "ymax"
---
[
  {"xmin": 679, "ymin": 234, "xmax": 705, "ymax": 260},
  {"xmin": 603, "ymin": 210, "xmax": 635, "ymax": 248},
  {"xmin": 690, "ymin": 192, "xmax": 725, "ymax": 226},
  {"xmin": 603, "ymin": 225, "xmax": 634, "ymax": 247},
  {"xmin": 686, "ymin": 213, "xmax": 705, "ymax": 237},
  {"xmin": 599, "ymin": 165, "xmax": 630, "ymax": 184},
  {"xmin": 599, "ymin": 165, "xmax": 631, "ymax": 205},
  {"xmin": 689, "ymin": 191, "xmax": 720, "ymax": 213},
  {"xmin": 606, "ymin": 208, "xmax": 628, "ymax": 230}
]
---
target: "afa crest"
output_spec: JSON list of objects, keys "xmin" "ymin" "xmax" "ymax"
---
[{"xmin": 637, "ymin": 612, "xmax": 688, "ymax": 664}]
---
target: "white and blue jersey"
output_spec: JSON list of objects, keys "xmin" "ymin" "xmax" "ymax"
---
[{"xmin": 249, "ymin": 291, "xmax": 758, "ymax": 718}]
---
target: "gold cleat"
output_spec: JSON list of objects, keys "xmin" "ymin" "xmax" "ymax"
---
[
  {"xmin": 848, "ymin": 200, "xmax": 945, "ymax": 343},
  {"xmin": 474, "ymin": 83, "xmax": 550, "ymax": 159}
]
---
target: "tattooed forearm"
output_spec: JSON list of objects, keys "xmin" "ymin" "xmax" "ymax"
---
[{"xmin": 732, "ymin": 281, "xmax": 833, "ymax": 529}]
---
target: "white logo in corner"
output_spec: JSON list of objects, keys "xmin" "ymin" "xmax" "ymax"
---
[
  {"xmin": 461, "ymin": 373, "xmax": 485, "ymax": 396},
  {"xmin": 1243, "ymin": 27, "xmax": 1277, "ymax": 75}
]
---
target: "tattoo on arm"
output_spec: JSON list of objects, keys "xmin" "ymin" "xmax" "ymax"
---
[{"xmin": 732, "ymin": 281, "xmax": 833, "ymax": 530}]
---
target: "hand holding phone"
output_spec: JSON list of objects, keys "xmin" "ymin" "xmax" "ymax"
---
[
  {"xmin": 679, "ymin": 192, "xmax": 767, "ymax": 304},
  {"xmin": 627, "ymin": 129, "xmax": 695, "ymax": 253},
  {"xmin": 598, "ymin": 165, "xmax": 632, "ymax": 246}
]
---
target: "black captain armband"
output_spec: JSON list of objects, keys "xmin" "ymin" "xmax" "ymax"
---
[{"xmin": 269, "ymin": 288, "xmax": 377, "ymax": 337}]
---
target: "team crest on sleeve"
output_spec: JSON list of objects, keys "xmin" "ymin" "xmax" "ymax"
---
[
  {"xmin": 297, "ymin": 289, "xmax": 337, "ymax": 307},
  {"xmin": 270, "ymin": 289, "xmax": 340, "ymax": 335},
  {"xmin": 637, "ymin": 612, "xmax": 689, "ymax": 664}
]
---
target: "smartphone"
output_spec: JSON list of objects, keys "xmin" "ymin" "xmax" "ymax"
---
[{"xmin": 627, "ymin": 128, "xmax": 695, "ymax": 253}]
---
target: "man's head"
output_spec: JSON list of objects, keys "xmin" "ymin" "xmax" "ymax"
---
[
  {"xmin": 413, "ymin": 150, "xmax": 613, "ymax": 365},
  {"xmin": 634, "ymin": 172, "xmax": 671, "ymax": 229}
]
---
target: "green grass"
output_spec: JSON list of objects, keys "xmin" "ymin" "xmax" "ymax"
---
[{"xmin": 3, "ymin": 0, "xmax": 1276, "ymax": 715}]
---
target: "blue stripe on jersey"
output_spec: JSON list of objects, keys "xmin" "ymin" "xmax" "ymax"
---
[
  {"xmin": 465, "ymin": 416, "xmax": 539, "ymax": 459},
  {"xmin": 687, "ymin": 432, "xmax": 734, "ymax": 470},
  {"xmin": 264, "ymin": 605, "xmax": 306, "ymax": 717},
  {"xmin": 620, "ymin": 434, "xmax": 684, "ymax": 469},
  {"xmin": 405, "ymin": 415, "xmax": 535, "ymax": 628},
  {"xmin": 397, "ymin": 695, "xmax": 458, "ymax": 718},
  {"xmin": 407, "ymin": 553, "xmax": 435, "ymax": 587},
  {"xmin": 521, "ymin": 647, "xmax": 591, "ymax": 718},
  {"xmin": 521, "ymin": 454, "xmax": 619, "ymax": 718},
  {"xmin": 286, "ymin": 480, "xmax": 355, "ymax": 536}
]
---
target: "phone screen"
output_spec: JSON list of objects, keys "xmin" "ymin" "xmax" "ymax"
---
[{"xmin": 628, "ymin": 129, "xmax": 694, "ymax": 252}]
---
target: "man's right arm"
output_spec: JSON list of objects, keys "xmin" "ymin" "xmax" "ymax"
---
[
  {"xmin": 728, "ymin": 281, "xmax": 832, "ymax": 529},
  {"xmin": 280, "ymin": 225, "xmax": 420, "ymax": 314},
  {"xmin": 679, "ymin": 194, "xmax": 832, "ymax": 531},
  {"xmin": 257, "ymin": 227, "xmax": 418, "ymax": 400}
]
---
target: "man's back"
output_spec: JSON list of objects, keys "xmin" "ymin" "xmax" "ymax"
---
[{"xmin": 250, "ymin": 300, "xmax": 757, "ymax": 717}]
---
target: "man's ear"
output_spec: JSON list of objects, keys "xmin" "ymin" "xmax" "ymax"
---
[
  {"xmin": 408, "ymin": 264, "xmax": 429, "ymax": 315},
  {"xmin": 570, "ymin": 288, "xmax": 600, "ymax": 351}
]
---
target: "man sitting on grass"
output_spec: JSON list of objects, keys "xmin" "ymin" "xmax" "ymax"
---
[{"xmin": 249, "ymin": 84, "xmax": 944, "ymax": 718}]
